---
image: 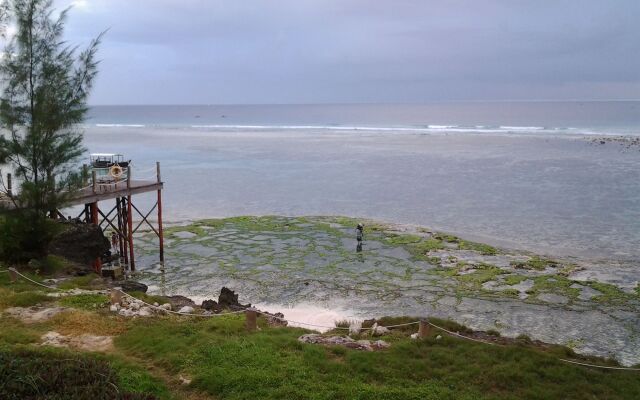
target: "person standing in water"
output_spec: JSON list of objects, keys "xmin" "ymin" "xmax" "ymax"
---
[{"xmin": 356, "ymin": 223, "xmax": 364, "ymax": 243}]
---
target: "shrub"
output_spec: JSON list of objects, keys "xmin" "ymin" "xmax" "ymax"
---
[
  {"xmin": 0, "ymin": 348, "xmax": 158, "ymax": 399},
  {"xmin": 58, "ymin": 294, "xmax": 109, "ymax": 310}
]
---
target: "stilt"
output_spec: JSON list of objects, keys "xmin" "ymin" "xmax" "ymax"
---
[
  {"xmin": 44, "ymin": 160, "xmax": 163, "ymax": 275},
  {"xmin": 89, "ymin": 202, "xmax": 102, "ymax": 274},
  {"xmin": 157, "ymin": 162, "xmax": 164, "ymax": 263},
  {"xmin": 116, "ymin": 197, "xmax": 125, "ymax": 266},
  {"xmin": 127, "ymin": 195, "xmax": 135, "ymax": 271},
  {"xmin": 119, "ymin": 197, "xmax": 129, "ymax": 269}
]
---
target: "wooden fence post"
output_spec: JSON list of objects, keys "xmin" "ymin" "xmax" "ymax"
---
[
  {"xmin": 245, "ymin": 308, "xmax": 257, "ymax": 332},
  {"xmin": 92, "ymin": 170, "xmax": 97, "ymax": 193},
  {"xmin": 418, "ymin": 319, "xmax": 430, "ymax": 338},
  {"xmin": 110, "ymin": 289, "xmax": 123, "ymax": 305},
  {"xmin": 8, "ymin": 268, "xmax": 17, "ymax": 283}
]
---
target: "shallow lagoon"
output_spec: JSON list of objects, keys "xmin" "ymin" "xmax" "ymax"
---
[{"xmin": 83, "ymin": 127, "xmax": 640, "ymax": 261}]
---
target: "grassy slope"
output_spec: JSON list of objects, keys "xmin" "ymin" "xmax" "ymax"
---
[{"xmin": 1, "ymin": 269, "xmax": 639, "ymax": 400}]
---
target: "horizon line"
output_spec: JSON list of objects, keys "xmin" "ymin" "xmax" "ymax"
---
[{"xmin": 87, "ymin": 99, "xmax": 640, "ymax": 107}]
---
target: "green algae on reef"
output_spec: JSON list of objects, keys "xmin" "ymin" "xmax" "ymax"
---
[{"xmin": 135, "ymin": 215, "xmax": 640, "ymax": 366}]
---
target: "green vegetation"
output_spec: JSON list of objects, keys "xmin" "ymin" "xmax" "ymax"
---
[
  {"xmin": 57, "ymin": 273, "xmax": 102, "ymax": 290},
  {"xmin": 1, "ymin": 264, "xmax": 639, "ymax": 399},
  {"xmin": 26, "ymin": 255, "xmax": 70, "ymax": 274},
  {"xmin": 113, "ymin": 316, "xmax": 640, "ymax": 400},
  {"xmin": 459, "ymin": 240, "xmax": 498, "ymax": 255},
  {"xmin": 456, "ymin": 263, "xmax": 507, "ymax": 288},
  {"xmin": 0, "ymin": 290, "xmax": 51, "ymax": 308},
  {"xmin": 434, "ymin": 233, "xmax": 460, "ymax": 243},
  {"xmin": 384, "ymin": 233, "xmax": 422, "ymax": 245},
  {"xmin": 585, "ymin": 281, "xmax": 636, "ymax": 304},
  {"xmin": 511, "ymin": 256, "xmax": 555, "ymax": 271},
  {"xmin": 58, "ymin": 293, "xmax": 109, "ymax": 310},
  {"xmin": 0, "ymin": 0, "xmax": 103, "ymax": 262},
  {"xmin": 503, "ymin": 274, "xmax": 529, "ymax": 286},
  {"xmin": 527, "ymin": 276, "xmax": 580, "ymax": 300},
  {"xmin": 225, "ymin": 216, "xmax": 302, "ymax": 232},
  {"xmin": 0, "ymin": 347, "xmax": 170, "ymax": 400},
  {"xmin": 164, "ymin": 224, "xmax": 208, "ymax": 238},
  {"xmin": 128, "ymin": 290, "xmax": 169, "ymax": 305}
]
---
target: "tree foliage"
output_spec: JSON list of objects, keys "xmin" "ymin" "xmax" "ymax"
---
[{"xmin": 0, "ymin": 0, "xmax": 103, "ymax": 260}]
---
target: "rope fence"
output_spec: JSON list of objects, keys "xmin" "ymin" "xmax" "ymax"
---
[{"xmin": 5, "ymin": 266, "xmax": 640, "ymax": 371}]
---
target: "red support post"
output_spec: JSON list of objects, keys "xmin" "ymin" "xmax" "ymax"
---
[
  {"xmin": 127, "ymin": 195, "xmax": 135, "ymax": 271},
  {"xmin": 89, "ymin": 202, "xmax": 102, "ymax": 274},
  {"xmin": 119, "ymin": 197, "xmax": 129, "ymax": 269},
  {"xmin": 157, "ymin": 162, "xmax": 164, "ymax": 263}
]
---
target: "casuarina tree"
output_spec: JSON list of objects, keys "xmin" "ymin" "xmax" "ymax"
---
[{"xmin": 0, "ymin": 0, "xmax": 103, "ymax": 260}]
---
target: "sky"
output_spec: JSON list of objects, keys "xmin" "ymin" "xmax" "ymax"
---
[{"xmin": 52, "ymin": 0, "xmax": 640, "ymax": 105}]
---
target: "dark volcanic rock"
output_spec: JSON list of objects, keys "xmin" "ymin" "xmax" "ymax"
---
[
  {"xmin": 218, "ymin": 287, "xmax": 251, "ymax": 309},
  {"xmin": 201, "ymin": 299, "xmax": 221, "ymax": 312},
  {"xmin": 115, "ymin": 280, "xmax": 148, "ymax": 293},
  {"xmin": 166, "ymin": 295, "xmax": 195, "ymax": 309},
  {"xmin": 48, "ymin": 222, "xmax": 109, "ymax": 267}
]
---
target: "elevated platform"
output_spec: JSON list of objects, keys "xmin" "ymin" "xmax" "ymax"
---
[
  {"xmin": 1, "ymin": 162, "xmax": 165, "ymax": 273},
  {"xmin": 0, "ymin": 180, "xmax": 163, "ymax": 209},
  {"xmin": 69, "ymin": 180, "xmax": 163, "ymax": 206}
]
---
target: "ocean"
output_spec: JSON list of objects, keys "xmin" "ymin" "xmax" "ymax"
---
[
  {"xmin": 80, "ymin": 102, "xmax": 640, "ymax": 262},
  {"xmin": 86, "ymin": 101, "xmax": 640, "ymax": 135}
]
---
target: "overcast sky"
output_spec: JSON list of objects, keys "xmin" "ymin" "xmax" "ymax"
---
[{"xmin": 54, "ymin": 0, "xmax": 640, "ymax": 105}]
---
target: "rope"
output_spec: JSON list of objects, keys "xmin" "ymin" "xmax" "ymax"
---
[
  {"xmin": 115, "ymin": 289, "xmax": 246, "ymax": 317},
  {"xmin": 8, "ymin": 267, "xmax": 244, "ymax": 318},
  {"xmin": 6, "ymin": 267, "xmax": 640, "ymax": 370},
  {"xmin": 426, "ymin": 321, "xmax": 497, "ymax": 346},
  {"xmin": 254, "ymin": 309, "xmax": 420, "ymax": 330},
  {"xmin": 559, "ymin": 358, "xmax": 640, "ymax": 371},
  {"xmin": 8, "ymin": 268, "xmax": 63, "ymax": 291}
]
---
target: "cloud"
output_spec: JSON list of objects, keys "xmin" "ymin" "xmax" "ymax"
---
[{"xmin": 49, "ymin": 0, "xmax": 640, "ymax": 104}]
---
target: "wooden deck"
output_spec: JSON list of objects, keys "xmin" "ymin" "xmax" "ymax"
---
[
  {"xmin": 69, "ymin": 180, "xmax": 163, "ymax": 206},
  {"xmin": 0, "ymin": 180, "xmax": 162, "ymax": 209}
]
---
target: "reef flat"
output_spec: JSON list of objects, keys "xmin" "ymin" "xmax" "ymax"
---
[{"xmin": 136, "ymin": 216, "xmax": 640, "ymax": 365}]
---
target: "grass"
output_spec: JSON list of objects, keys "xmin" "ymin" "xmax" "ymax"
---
[
  {"xmin": 58, "ymin": 293, "xmax": 110, "ymax": 310},
  {"xmin": 0, "ymin": 317, "xmax": 41, "ymax": 345},
  {"xmin": 128, "ymin": 290, "xmax": 170, "ymax": 305},
  {"xmin": 48, "ymin": 310, "xmax": 129, "ymax": 336},
  {"xmin": 1, "ymin": 273, "xmax": 639, "ymax": 399},
  {"xmin": 0, "ymin": 347, "xmax": 171, "ymax": 400},
  {"xmin": 57, "ymin": 273, "xmax": 103, "ymax": 290},
  {"xmin": 24, "ymin": 255, "xmax": 72, "ymax": 275},
  {"xmin": 0, "ymin": 290, "xmax": 51, "ymax": 308},
  {"xmin": 113, "ymin": 316, "xmax": 640, "ymax": 400},
  {"xmin": 2, "ymin": 219, "xmax": 640, "ymax": 399}
]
